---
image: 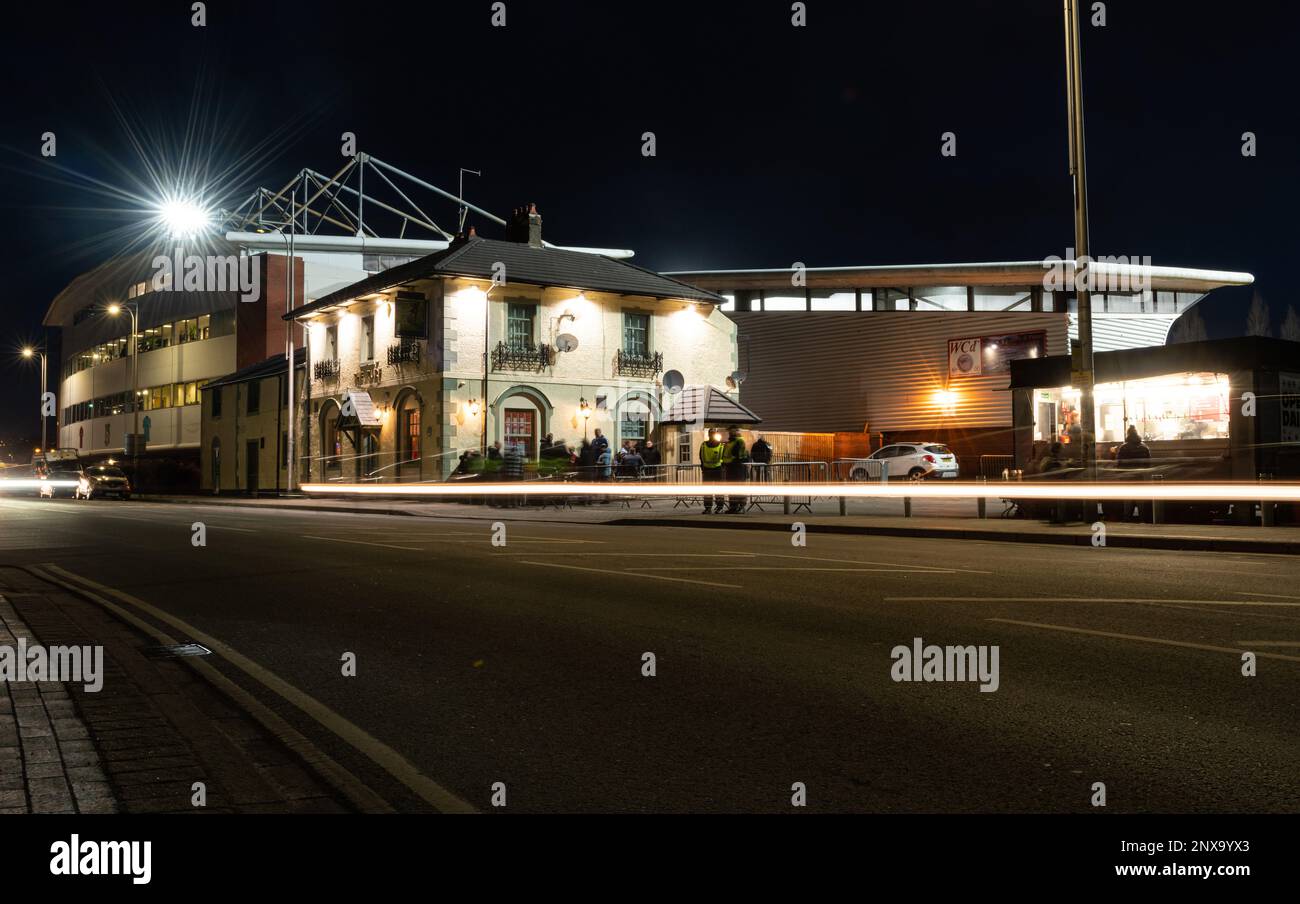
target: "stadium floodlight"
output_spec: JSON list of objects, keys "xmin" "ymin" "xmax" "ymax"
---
[{"xmin": 155, "ymin": 196, "xmax": 211, "ymax": 238}]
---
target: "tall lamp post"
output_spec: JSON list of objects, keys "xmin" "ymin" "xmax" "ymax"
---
[
  {"xmin": 21, "ymin": 346, "xmax": 48, "ymax": 452},
  {"xmin": 106, "ymin": 303, "xmax": 141, "ymax": 482},
  {"xmin": 1063, "ymin": 0, "xmax": 1097, "ymax": 476}
]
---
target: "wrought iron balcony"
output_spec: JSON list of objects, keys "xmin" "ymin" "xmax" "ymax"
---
[
  {"xmin": 314, "ymin": 359, "xmax": 340, "ymax": 380},
  {"xmin": 387, "ymin": 340, "xmax": 423, "ymax": 365},
  {"xmin": 615, "ymin": 349, "xmax": 663, "ymax": 379},
  {"xmin": 492, "ymin": 341, "xmax": 552, "ymax": 372}
]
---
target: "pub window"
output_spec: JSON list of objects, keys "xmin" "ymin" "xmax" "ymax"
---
[
  {"xmin": 246, "ymin": 380, "xmax": 261, "ymax": 415},
  {"xmin": 325, "ymin": 325, "xmax": 338, "ymax": 361},
  {"xmin": 507, "ymin": 303, "xmax": 536, "ymax": 350},
  {"xmin": 212, "ymin": 388, "xmax": 223, "ymax": 418},
  {"xmin": 622, "ymin": 312, "xmax": 650, "ymax": 357},
  {"xmin": 361, "ymin": 315, "xmax": 375, "ymax": 362}
]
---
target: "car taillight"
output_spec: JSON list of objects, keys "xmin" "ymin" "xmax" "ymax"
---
[{"xmin": 923, "ymin": 454, "xmax": 936, "ymax": 464}]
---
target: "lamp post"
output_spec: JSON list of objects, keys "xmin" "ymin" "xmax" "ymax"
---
[
  {"xmin": 1063, "ymin": 0, "xmax": 1097, "ymax": 476},
  {"xmin": 21, "ymin": 346, "xmax": 48, "ymax": 452},
  {"xmin": 106, "ymin": 302, "xmax": 140, "ymax": 483}
]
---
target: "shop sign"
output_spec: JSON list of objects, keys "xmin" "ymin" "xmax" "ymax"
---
[{"xmin": 948, "ymin": 331, "xmax": 1047, "ymax": 379}]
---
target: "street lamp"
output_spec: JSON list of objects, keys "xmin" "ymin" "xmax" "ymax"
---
[
  {"xmin": 20, "ymin": 346, "xmax": 48, "ymax": 452},
  {"xmin": 106, "ymin": 302, "xmax": 141, "ymax": 485},
  {"xmin": 579, "ymin": 397, "xmax": 592, "ymax": 440}
]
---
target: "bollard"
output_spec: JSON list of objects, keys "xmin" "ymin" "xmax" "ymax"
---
[
  {"xmin": 783, "ymin": 496, "xmax": 791, "ymax": 516},
  {"xmin": 904, "ymin": 495, "xmax": 912, "ymax": 518},
  {"xmin": 1151, "ymin": 474, "xmax": 1164, "ymax": 525},
  {"xmin": 976, "ymin": 476, "xmax": 987, "ymax": 519},
  {"xmin": 839, "ymin": 495, "xmax": 847, "ymax": 516}
]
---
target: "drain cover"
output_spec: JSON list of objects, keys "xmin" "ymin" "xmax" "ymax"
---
[{"xmin": 141, "ymin": 643, "xmax": 212, "ymax": 660}]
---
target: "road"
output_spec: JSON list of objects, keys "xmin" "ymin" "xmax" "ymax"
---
[{"xmin": 1, "ymin": 496, "xmax": 1296, "ymax": 813}]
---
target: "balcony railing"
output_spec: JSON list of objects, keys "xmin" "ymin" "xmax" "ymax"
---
[
  {"xmin": 615, "ymin": 349, "xmax": 663, "ymax": 379},
  {"xmin": 492, "ymin": 341, "xmax": 552, "ymax": 372},
  {"xmin": 314, "ymin": 359, "xmax": 340, "ymax": 380},
  {"xmin": 387, "ymin": 340, "xmax": 423, "ymax": 365}
]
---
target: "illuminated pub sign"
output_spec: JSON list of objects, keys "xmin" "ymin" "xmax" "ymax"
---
[{"xmin": 948, "ymin": 331, "xmax": 1046, "ymax": 378}]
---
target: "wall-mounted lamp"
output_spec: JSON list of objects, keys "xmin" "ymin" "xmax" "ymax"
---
[
  {"xmin": 467, "ymin": 398, "xmax": 482, "ymax": 417},
  {"xmin": 579, "ymin": 397, "xmax": 592, "ymax": 439}
]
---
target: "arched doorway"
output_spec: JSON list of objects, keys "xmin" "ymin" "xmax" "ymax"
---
[
  {"xmin": 615, "ymin": 390, "xmax": 659, "ymax": 449},
  {"xmin": 395, "ymin": 390, "xmax": 422, "ymax": 481},
  {"xmin": 492, "ymin": 386, "xmax": 553, "ymax": 459}
]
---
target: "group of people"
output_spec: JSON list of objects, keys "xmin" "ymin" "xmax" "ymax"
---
[
  {"xmin": 698, "ymin": 427, "xmax": 773, "ymax": 514},
  {"xmin": 1035, "ymin": 424, "xmax": 1151, "ymax": 474}
]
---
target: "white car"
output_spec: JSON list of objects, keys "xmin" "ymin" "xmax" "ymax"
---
[{"xmin": 850, "ymin": 443, "xmax": 960, "ymax": 481}]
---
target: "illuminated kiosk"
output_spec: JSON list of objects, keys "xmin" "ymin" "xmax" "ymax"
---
[{"xmin": 1007, "ymin": 336, "xmax": 1300, "ymax": 486}]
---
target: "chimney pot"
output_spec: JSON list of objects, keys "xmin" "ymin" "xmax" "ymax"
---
[{"xmin": 527, "ymin": 204, "xmax": 543, "ymax": 249}]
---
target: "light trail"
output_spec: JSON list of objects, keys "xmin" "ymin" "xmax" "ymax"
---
[{"xmin": 300, "ymin": 481, "xmax": 1300, "ymax": 502}]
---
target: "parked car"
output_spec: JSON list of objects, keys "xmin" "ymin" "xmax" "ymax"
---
[
  {"xmin": 74, "ymin": 465, "xmax": 132, "ymax": 500},
  {"xmin": 850, "ymin": 443, "xmax": 960, "ymax": 481}
]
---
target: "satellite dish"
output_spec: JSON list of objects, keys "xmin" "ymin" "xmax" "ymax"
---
[
  {"xmin": 555, "ymin": 333, "xmax": 579, "ymax": 353},
  {"xmin": 730, "ymin": 370, "xmax": 747, "ymax": 385},
  {"xmin": 663, "ymin": 370, "xmax": 685, "ymax": 394}
]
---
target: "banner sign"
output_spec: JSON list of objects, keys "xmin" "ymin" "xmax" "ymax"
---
[
  {"xmin": 948, "ymin": 331, "xmax": 1047, "ymax": 379},
  {"xmin": 1282, "ymin": 372, "xmax": 1300, "ymax": 444}
]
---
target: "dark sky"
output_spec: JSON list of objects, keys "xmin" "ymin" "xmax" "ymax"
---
[{"xmin": 2, "ymin": 0, "xmax": 1296, "ymax": 446}]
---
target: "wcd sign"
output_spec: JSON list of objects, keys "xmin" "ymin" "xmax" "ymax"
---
[{"xmin": 948, "ymin": 337, "xmax": 983, "ymax": 378}]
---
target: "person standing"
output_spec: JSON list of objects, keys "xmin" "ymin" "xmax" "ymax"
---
[
  {"xmin": 1116, "ymin": 425, "xmax": 1151, "ymax": 469},
  {"xmin": 722, "ymin": 427, "xmax": 749, "ymax": 513},
  {"xmin": 591, "ymin": 428, "xmax": 609, "ymax": 461},
  {"xmin": 641, "ymin": 439, "xmax": 662, "ymax": 467},
  {"xmin": 750, "ymin": 434, "xmax": 772, "ymax": 482},
  {"xmin": 698, "ymin": 429, "xmax": 726, "ymax": 514}
]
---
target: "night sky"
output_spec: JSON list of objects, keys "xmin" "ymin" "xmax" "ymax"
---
[{"xmin": 1, "ymin": 0, "xmax": 1296, "ymax": 449}]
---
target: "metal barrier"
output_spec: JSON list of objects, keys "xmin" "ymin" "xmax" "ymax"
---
[{"xmin": 979, "ymin": 455, "xmax": 1015, "ymax": 479}]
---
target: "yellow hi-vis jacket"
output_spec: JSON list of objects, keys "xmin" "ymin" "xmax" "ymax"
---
[
  {"xmin": 722, "ymin": 438, "xmax": 747, "ymax": 465},
  {"xmin": 699, "ymin": 441, "xmax": 725, "ymax": 470}
]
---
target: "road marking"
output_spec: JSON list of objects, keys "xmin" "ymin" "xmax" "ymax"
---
[
  {"xmin": 519, "ymin": 560, "xmax": 738, "ymax": 588},
  {"xmin": 1236, "ymin": 591, "xmax": 1300, "ymax": 600},
  {"xmin": 641, "ymin": 566, "xmax": 951, "ymax": 574},
  {"xmin": 720, "ymin": 549, "xmax": 990, "ymax": 574},
  {"xmin": 988, "ymin": 618, "xmax": 1300, "ymax": 663},
  {"xmin": 889, "ymin": 596, "xmax": 1300, "ymax": 607},
  {"xmin": 302, "ymin": 535, "xmax": 422, "ymax": 551},
  {"xmin": 501, "ymin": 552, "xmax": 757, "ymax": 558},
  {"xmin": 36, "ymin": 563, "xmax": 477, "ymax": 814},
  {"xmin": 1234, "ymin": 640, "xmax": 1300, "ymax": 647}
]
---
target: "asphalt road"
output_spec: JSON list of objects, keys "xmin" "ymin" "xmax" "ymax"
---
[{"xmin": 1, "ymin": 496, "xmax": 1296, "ymax": 813}]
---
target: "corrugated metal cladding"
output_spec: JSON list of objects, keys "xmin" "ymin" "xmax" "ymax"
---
[
  {"xmin": 1070, "ymin": 314, "xmax": 1176, "ymax": 351},
  {"xmin": 732, "ymin": 312, "xmax": 1070, "ymax": 433}
]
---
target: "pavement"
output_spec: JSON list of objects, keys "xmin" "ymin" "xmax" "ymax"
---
[
  {"xmin": 1, "ymin": 495, "xmax": 1296, "ymax": 813},
  {"xmin": 0, "ymin": 563, "xmax": 357, "ymax": 814},
  {"xmin": 138, "ymin": 491, "xmax": 1300, "ymax": 555}
]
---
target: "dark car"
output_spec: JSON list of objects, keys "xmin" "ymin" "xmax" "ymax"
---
[{"xmin": 75, "ymin": 466, "xmax": 132, "ymax": 500}]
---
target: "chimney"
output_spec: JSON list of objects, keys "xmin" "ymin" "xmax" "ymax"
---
[{"xmin": 527, "ymin": 203, "xmax": 542, "ymax": 248}]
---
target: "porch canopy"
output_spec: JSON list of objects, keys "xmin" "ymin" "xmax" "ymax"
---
[{"xmin": 660, "ymin": 385, "xmax": 762, "ymax": 426}]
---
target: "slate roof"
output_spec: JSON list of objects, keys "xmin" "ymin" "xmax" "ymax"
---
[
  {"xmin": 660, "ymin": 385, "xmax": 762, "ymax": 425},
  {"xmin": 287, "ymin": 237, "xmax": 724, "ymax": 320},
  {"xmin": 202, "ymin": 348, "xmax": 305, "ymax": 390}
]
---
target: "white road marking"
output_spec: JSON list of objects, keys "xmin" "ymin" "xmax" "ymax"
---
[
  {"xmin": 988, "ymin": 618, "xmax": 1300, "ymax": 663},
  {"xmin": 1236, "ymin": 591, "xmax": 1300, "ymax": 600},
  {"xmin": 889, "ymin": 596, "xmax": 1300, "ymax": 607},
  {"xmin": 519, "ymin": 560, "xmax": 738, "ymax": 588},
  {"xmin": 641, "ymin": 566, "xmax": 952, "ymax": 574},
  {"xmin": 719, "ymin": 549, "xmax": 990, "ymax": 574},
  {"xmin": 301, "ymin": 535, "xmax": 422, "ymax": 551},
  {"xmin": 1233, "ymin": 640, "xmax": 1300, "ymax": 648},
  {"xmin": 37, "ymin": 564, "xmax": 476, "ymax": 813}
]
